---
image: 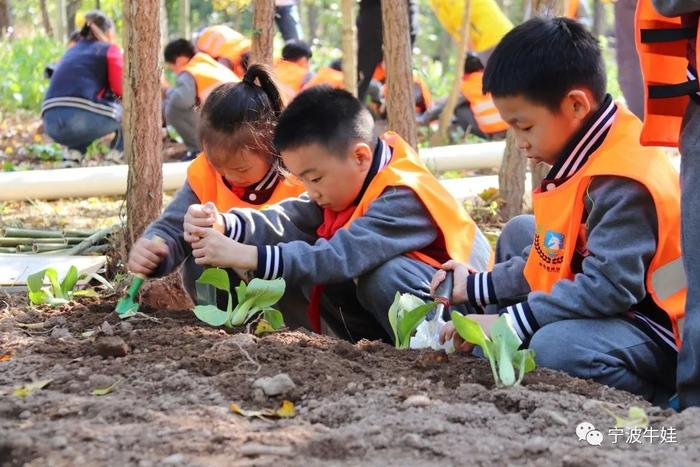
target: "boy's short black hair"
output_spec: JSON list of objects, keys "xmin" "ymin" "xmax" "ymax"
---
[
  {"xmin": 483, "ymin": 17, "xmax": 606, "ymax": 112},
  {"xmin": 329, "ymin": 58, "xmax": 342, "ymax": 71},
  {"xmin": 274, "ymin": 86, "xmax": 374, "ymax": 157},
  {"xmin": 464, "ymin": 52, "xmax": 484, "ymax": 74},
  {"xmin": 282, "ymin": 40, "xmax": 312, "ymax": 62},
  {"xmin": 164, "ymin": 38, "xmax": 195, "ymax": 64}
]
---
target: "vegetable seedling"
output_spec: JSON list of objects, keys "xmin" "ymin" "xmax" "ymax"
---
[
  {"xmin": 602, "ymin": 405, "xmax": 649, "ymax": 429},
  {"xmin": 27, "ymin": 265, "xmax": 98, "ymax": 306},
  {"xmin": 450, "ymin": 312, "xmax": 536, "ymax": 387},
  {"xmin": 193, "ymin": 268, "xmax": 286, "ymax": 331},
  {"xmin": 388, "ymin": 292, "xmax": 437, "ymax": 349}
]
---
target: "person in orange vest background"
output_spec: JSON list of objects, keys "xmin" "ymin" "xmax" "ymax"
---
[
  {"xmin": 273, "ymin": 40, "xmax": 314, "ymax": 100},
  {"xmin": 563, "ymin": 0, "xmax": 592, "ymax": 28},
  {"xmin": 301, "ymin": 58, "xmax": 345, "ymax": 91},
  {"xmin": 433, "ymin": 17, "xmax": 686, "ymax": 406},
  {"xmin": 128, "ymin": 65, "xmax": 304, "ymax": 306},
  {"xmin": 636, "ymin": 0, "xmax": 700, "ymax": 410},
  {"xmin": 162, "ymin": 38, "xmax": 239, "ymax": 160},
  {"xmin": 419, "ymin": 53, "xmax": 507, "ymax": 140},
  {"xmin": 182, "ymin": 86, "xmax": 493, "ymax": 342}
]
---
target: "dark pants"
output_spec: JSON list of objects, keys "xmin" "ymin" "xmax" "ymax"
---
[
  {"xmin": 43, "ymin": 107, "xmax": 122, "ymax": 154},
  {"xmin": 356, "ymin": 0, "xmax": 418, "ymax": 101},
  {"xmin": 275, "ymin": 4, "xmax": 303, "ymax": 42}
]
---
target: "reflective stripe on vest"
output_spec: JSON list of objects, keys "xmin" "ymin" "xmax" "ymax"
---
[
  {"xmin": 187, "ymin": 153, "xmax": 305, "ymax": 211},
  {"xmin": 182, "ymin": 52, "xmax": 239, "ymax": 104},
  {"xmin": 343, "ymin": 132, "xmax": 494, "ymax": 272},
  {"xmin": 460, "ymin": 72, "xmax": 509, "ymax": 134},
  {"xmin": 196, "ymin": 25, "xmax": 244, "ymax": 59},
  {"xmin": 523, "ymin": 106, "xmax": 686, "ymax": 347},
  {"xmin": 635, "ymin": 0, "xmax": 700, "ymax": 147}
]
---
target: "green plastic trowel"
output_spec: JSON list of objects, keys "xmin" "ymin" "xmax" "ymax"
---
[{"xmin": 115, "ymin": 273, "xmax": 146, "ymax": 319}]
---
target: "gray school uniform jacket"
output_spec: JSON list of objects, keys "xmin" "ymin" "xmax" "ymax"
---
[
  {"xmin": 466, "ymin": 96, "xmax": 677, "ymax": 352},
  {"xmin": 218, "ymin": 139, "xmax": 492, "ymax": 285}
]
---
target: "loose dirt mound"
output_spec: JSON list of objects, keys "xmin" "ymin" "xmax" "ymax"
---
[{"xmin": 1, "ymin": 299, "xmax": 699, "ymax": 466}]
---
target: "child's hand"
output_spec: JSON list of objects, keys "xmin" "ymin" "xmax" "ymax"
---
[
  {"xmin": 191, "ymin": 228, "xmax": 258, "ymax": 270},
  {"xmin": 127, "ymin": 236, "xmax": 169, "ymax": 276},
  {"xmin": 183, "ymin": 202, "xmax": 224, "ymax": 243},
  {"xmin": 430, "ymin": 260, "xmax": 476, "ymax": 304},
  {"xmin": 439, "ymin": 322, "xmax": 474, "ymax": 353}
]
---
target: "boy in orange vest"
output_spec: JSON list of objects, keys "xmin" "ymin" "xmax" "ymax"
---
[
  {"xmin": 183, "ymin": 86, "xmax": 493, "ymax": 343},
  {"xmin": 163, "ymin": 38, "xmax": 238, "ymax": 159},
  {"xmin": 273, "ymin": 40, "xmax": 314, "ymax": 100},
  {"xmin": 433, "ymin": 17, "xmax": 686, "ymax": 405},
  {"xmin": 637, "ymin": 0, "xmax": 700, "ymax": 409}
]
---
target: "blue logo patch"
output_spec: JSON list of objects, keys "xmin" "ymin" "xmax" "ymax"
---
[{"xmin": 544, "ymin": 230, "xmax": 565, "ymax": 253}]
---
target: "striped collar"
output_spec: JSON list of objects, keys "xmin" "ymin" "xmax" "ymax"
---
[
  {"xmin": 542, "ymin": 95, "xmax": 617, "ymax": 188},
  {"xmin": 222, "ymin": 162, "xmax": 281, "ymax": 205}
]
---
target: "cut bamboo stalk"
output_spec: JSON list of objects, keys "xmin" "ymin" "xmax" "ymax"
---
[
  {"xmin": 1, "ymin": 228, "xmax": 64, "ymax": 238},
  {"xmin": 65, "ymin": 237, "xmax": 92, "ymax": 244},
  {"xmin": 17, "ymin": 245, "xmax": 34, "ymax": 253},
  {"xmin": 33, "ymin": 243, "xmax": 69, "ymax": 253},
  {"xmin": 65, "ymin": 227, "xmax": 114, "ymax": 255},
  {"xmin": 0, "ymin": 247, "xmax": 16, "ymax": 253},
  {"xmin": 84, "ymin": 244, "xmax": 110, "ymax": 255},
  {"xmin": 62, "ymin": 229, "xmax": 95, "ymax": 238},
  {"xmin": 0, "ymin": 238, "xmax": 35, "ymax": 246}
]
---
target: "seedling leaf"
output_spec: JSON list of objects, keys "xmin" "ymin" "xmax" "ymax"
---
[
  {"xmin": 262, "ymin": 308, "xmax": 284, "ymax": 330},
  {"xmin": 61, "ymin": 266, "xmax": 79, "ymax": 295},
  {"xmin": 45, "ymin": 268, "xmax": 63, "ymax": 298},
  {"xmin": 197, "ymin": 267, "xmax": 230, "ymax": 291},
  {"xmin": 244, "ymin": 278, "xmax": 286, "ymax": 308},
  {"xmin": 193, "ymin": 305, "xmax": 229, "ymax": 326},
  {"xmin": 92, "ymin": 380, "xmax": 121, "ymax": 396}
]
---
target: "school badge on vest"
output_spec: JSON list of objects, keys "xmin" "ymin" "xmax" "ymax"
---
[{"xmin": 533, "ymin": 225, "xmax": 565, "ymax": 273}]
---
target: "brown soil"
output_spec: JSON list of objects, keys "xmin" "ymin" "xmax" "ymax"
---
[{"xmin": 1, "ymin": 298, "xmax": 699, "ymax": 467}]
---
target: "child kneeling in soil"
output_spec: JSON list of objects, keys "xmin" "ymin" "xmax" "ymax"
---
[
  {"xmin": 182, "ymin": 86, "xmax": 493, "ymax": 343},
  {"xmin": 127, "ymin": 65, "xmax": 304, "ymax": 303},
  {"xmin": 433, "ymin": 17, "xmax": 686, "ymax": 405}
]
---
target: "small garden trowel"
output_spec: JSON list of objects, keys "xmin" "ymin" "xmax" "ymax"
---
[{"xmin": 115, "ymin": 236, "xmax": 164, "ymax": 319}]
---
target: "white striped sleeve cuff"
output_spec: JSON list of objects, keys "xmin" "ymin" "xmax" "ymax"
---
[
  {"xmin": 221, "ymin": 213, "xmax": 244, "ymax": 241},
  {"xmin": 256, "ymin": 245, "xmax": 284, "ymax": 280},
  {"xmin": 466, "ymin": 272, "xmax": 497, "ymax": 307},
  {"xmin": 501, "ymin": 301, "xmax": 539, "ymax": 341}
]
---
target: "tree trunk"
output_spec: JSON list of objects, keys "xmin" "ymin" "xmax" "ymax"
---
[
  {"xmin": 56, "ymin": 0, "xmax": 67, "ymax": 41},
  {"xmin": 340, "ymin": 0, "xmax": 357, "ymax": 96},
  {"xmin": 0, "ymin": 0, "xmax": 11, "ymax": 35},
  {"xmin": 381, "ymin": 0, "xmax": 417, "ymax": 148},
  {"xmin": 430, "ymin": 0, "xmax": 471, "ymax": 147},
  {"xmin": 179, "ymin": 0, "xmax": 190, "ymax": 39},
  {"xmin": 160, "ymin": 0, "xmax": 168, "ymax": 49},
  {"xmin": 306, "ymin": 1, "xmax": 318, "ymax": 44},
  {"xmin": 66, "ymin": 0, "xmax": 81, "ymax": 35},
  {"xmin": 592, "ymin": 0, "xmax": 605, "ymax": 37},
  {"xmin": 123, "ymin": 0, "xmax": 163, "ymax": 253},
  {"xmin": 250, "ymin": 0, "xmax": 275, "ymax": 67},
  {"xmin": 39, "ymin": 0, "xmax": 53, "ymax": 37},
  {"xmin": 498, "ymin": 131, "xmax": 527, "ymax": 221}
]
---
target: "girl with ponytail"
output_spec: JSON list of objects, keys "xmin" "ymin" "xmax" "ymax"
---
[{"xmin": 127, "ymin": 64, "xmax": 304, "ymax": 303}]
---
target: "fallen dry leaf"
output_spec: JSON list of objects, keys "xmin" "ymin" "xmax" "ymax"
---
[
  {"xmin": 13, "ymin": 379, "xmax": 52, "ymax": 398},
  {"xmin": 0, "ymin": 351, "xmax": 13, "ymax": 362},
  {"xmin": 229, "ymin": 400, "xmax": 296, "ymax": 420},
  {"xmin": 254, "ymin": 319, "xmax": 275, "ymax": 336}
]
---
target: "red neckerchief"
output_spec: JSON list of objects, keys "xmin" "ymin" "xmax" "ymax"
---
[{"xmin": 307, "ymin": 204, "xmax": 357, "ymax": 332}]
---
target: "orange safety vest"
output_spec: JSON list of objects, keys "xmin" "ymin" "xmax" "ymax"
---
[
  {"xmin": 372, "ymin": 62, "xmax": 386, "ymax": 82},
  {"xmin": 182, "ymin": 52, "xmax": 239, "ymax": 105},
  {"xmin": 302, "ymin": 67, "xmax": 345, "ymax": 90},
  {"xmin": 460, "ymin": 71, "xmax": 509, "ymax": 134},
  {"xmin": 273, "ymin": 59, "xmax": 310, "ymax": 100},
  {"xmin": 415, "ymin": 75, "xmax": 433, "ymax": 113},
  {"xmin": 187, "ymin": 153, "xmax": 305, "ymax": 211},
  {"xmin": 523, "ymin": 107, "xmax": 686, "ymax": 347},
  {"xmin": 344, "ymin": 132, "xmax": 494, "ymax": 271},
  {"xmin": 196, "ymin": 25, "xmax": 244, "ymax": 59},
  {"xmin": 565, "ymin": 0, "xmax": 579, "ymax": 19},
  {"xmin": 635, "ymin": 0, "xmax": 699, "ymax": 147},
  {"xmin": 218, "ymin": 37, "xmax": 252, "ymax": 79}
]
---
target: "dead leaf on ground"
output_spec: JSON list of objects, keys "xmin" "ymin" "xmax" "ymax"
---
[
  {"xmin": 13, "ymin": 379, "xmax": 52, "ymax": 398},
  {"xmin": 229, "ymin": 400, "xmax": 296, "ymax": 420}
]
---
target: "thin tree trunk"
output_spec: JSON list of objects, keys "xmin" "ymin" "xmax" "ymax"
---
[
  {"xmin": 306, "ymin": 0, "xmax": 318, "ymax": 43},
  {"xmin": 123, "ymin": 0, "xmax": 163, "ymax": 253},
  {"xmin": 56, "ymin": 0, "xmax": 67, "ymax": 41},
  {"xmin": 161, "ymin": 0, "xmax": 168, "ymax": 49},
  {"xmin": 340, "ymin": 0, "xmax": 357, "ymax": 96},
  {"xmin": 40, "ymin": 0, "xmax": 53, "ymax": 37},
  {"xmin": 0, "ymin": 0, "xmax": 11, "ymax": 35},
  {"xmin": 179, "ymin": 0, "xmax": 190, "ymax": 39},
  {"xmin": 381, "ymin": 0, "xmax": 417, "ymax": 148},
  {"xmin": 251, "ymin": 0, "xmax": 274, "ymax": 66},
  {"xmin": 430, "ymin": 0, "xmax": 471, "ymax": 147},
  {"xmin": 66, "ymin": 0, "xmax": 81, "ymax": 35},
  {"xmin": 592, "ymin": 0, "xmax": 605, "ymax": 37},
  {"xmin": 498, "ymin": 131, "xmax": 527, "ymax": 221}
]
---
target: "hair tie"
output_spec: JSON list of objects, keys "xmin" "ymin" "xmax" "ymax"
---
[{"xmin": 243, "ymin": 75, "xmax": 256, "ymax": 86}]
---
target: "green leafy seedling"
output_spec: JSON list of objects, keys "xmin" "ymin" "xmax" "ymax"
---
[
  {"xmin": 388, "ymin": 292, "xmax": 437, "ymax": 349},
  {"xmin": 27, "ymin": 266, "xmax": 96, "ymax": 306},
  {"xmin": 193, "ymin": 268, "xmax": 286, "ymax": 331},
  {"xmin": 602, "ymin": 406, "xmax": 649, "ymax": 429},
  {"xmin": 450, "ymin": 312, "xmax": 536, "ymax": 387}
]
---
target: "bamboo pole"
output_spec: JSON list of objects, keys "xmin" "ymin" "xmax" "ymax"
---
[
  {"xmin": 62, "ymin": 229, "xmax": 95, "ymax": 237},
  {"xmin": 0, "ymin": 238, "xmax": 68, "ymax": 246},
  {"xmin": 0, "ymin": 247, "xmax": 16, "ymax": 254},
  {"xmin": 1, "ymin": 228, "xmax": 63, "ymax": 238},
  {"xmin": 65, "ymin": 227, "xmax": 114, "ymax": 255},
  {"xmin": 33, "ymin": 243, "xmax": 69, "ymax": 253}
]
